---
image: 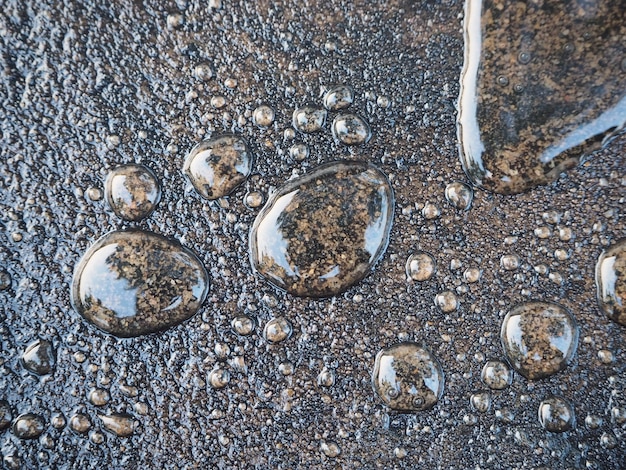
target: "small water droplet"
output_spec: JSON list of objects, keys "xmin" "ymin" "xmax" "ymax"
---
[
  {"xmin": 0, "ymin": 400, "xmax": 12, "ymax": 430},
  {"xmin": 317, "ymin": 367, "xmax": 335, "ymax": 387},
  {"xmin": 21, "ymin": 339, "xmax": 55, "ymax": 375},
  {"xmin": 406, "ymin": 251, "xmax": 436, "ymax": 282},
  {"xmin": 69, "ymin": 413, "xmax": 91, "ymax": 434},
  {"xmin": 105, "ymin": 164, "xmax": 161, "ymax": 221},
  {"xmin": 481, "ymin": 360, "xmax": 512, "ymax": 390},
  {"xmin": 231, "ymin": 315, "xmax": 255, "ymax": 336},
  {"xmin": 445, "ymin": 182, "xmax": 474, "ymax": 210},
  {"xmin": 88, "ymin": 388, "xmax": 110, "ymax": 406},
  {"xmin": 500, "ymin": 254, "xmax": 520, "ymax": 271},
  {"xmin": 292, "ymin": 106, "xmax": 327, "ymax": 133},
  {"xmin": 331, "ymin": 114, "xmax": 371, "ymax": 145},
  {"xmin": 253, "ymin": 105, "xmax": 275, "ymax": 127},
  {"xmin": 538, "ymin": 396, "xmax": 575, "ymax": 432},
  {"xmin": 263, "ymin": 317, "xmax": 292, "ymax": 343},
  {"xmin": 209, "ymin": 368, "xmax": 230, "ymax": 389},
  {"xmin": 320, "ymin": 441, "xmax": 341, "ymax": 458},
  {"xmin": 595, "ymin": 238, "xmax": 626, "ymax": 326},
  {"xmin": 99, "ymin": 413, "xmax": 137, "ymax": 437},
  {"xmin": 289, "ymin": 143, "xmax": 309, "ymax": 162},
  {"xmin": 323, "ymin": 85, "xmax": 354, "ymax": 111},
  {"xmin": 470, "ymin": 392, "xmax": 491, "ymax": 413},
  {"xmin": 435, "ymin": 291, "xmax": 458, "ymax": 313}
]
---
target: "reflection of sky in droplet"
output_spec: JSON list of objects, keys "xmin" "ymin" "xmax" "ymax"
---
[
  {"xmin": 363, "ymin": 195, "xmax": 387, "ymax": 260},
  {"xmin": 377, "ymin": 356, "xmax": 398, "ymax": 392},
  {"xmin": 598, "ymin": 256, "xmax": 618, "ymax": 305},
  {"xmin": 503, "ymin": 315, "xmax": 527, "ymax": 357}
]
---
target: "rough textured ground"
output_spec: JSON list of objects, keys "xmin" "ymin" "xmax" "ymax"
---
[{"xmin": 0, "ymin": 0, "xmax": 625, "ymax": 469}]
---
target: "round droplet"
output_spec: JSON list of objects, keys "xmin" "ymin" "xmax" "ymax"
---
[
  {"xmin": 538, "ymin": 396, "xmax": 575, "ymax": 432},
  {"xmin": 184, "ymin": 134, "xmax": 253, "ymax": 200},
  {"xmin": 600, "ymin": 431, "xmax": 618, "ymax": 449},
  {"xmin": 69, "ymin": 413, "xmax": 92, "ymax": 434},
  {"xmin": 317, "ymin": 368, "xmax": 335, "ymax": 387},
  {"xmin": 263, "ymin": 317, "xmax": 292, "ymax": 343},
  {"xmin": 445, "ymin": 182, "xmax": 474, "ymax": 210},
  {"xmin": 98, "ymin": 413, "xmax": 136, "ymax": 437},
  {"xmin": 323, "ymin": 85, "xmax": 354, "ymax": 111},
  {"xmin": 0, "ymin": 400, "xmax": 12, "ymax": 430},
  {"xmin": 481, "ymin": 360, "xmax": 512, "ymax": 390},
  {"xmin": 585, "ymin": 415, "xmax": 602, "ymax": 429},
  {"xmin": 253, "ymin": 105, "xmax": 275, "ymax": 127},
  {"xmin": 331, "ymin": 114, "xmax": 371, "ymax": 145},
  {"xmin": 406, "ymin": 252, "xmax": 436, "ymax": 282},
  {"xmin": 372, "ymin": 342, "xmax": 444, "ymax": 412},
  {"xmin": 496, "ymin": 75, "xmax": 509, "ymax": 86},
  {"xmin": 231, "ymin": 315, "xmax": 255, "ymax": 336},
  {"xmin": 470, "ymin": 392, "xmax": 491, "ymax": 413},
  {"xmin": 463, "ymin": 267, "xmax": 481, "ymax": 283},
  {"xmin": 209, "ymin": 368, "xmax": 230, "ymax": 389},
  {"xmin": 193, "ymin": 62, "xmax": 213, "ymax": 80},
  {"xmin": 435, "ymin": 291, "xmax": 458, "ymax": 313},
  {"xmin": 71, "ymin": 230, "xmax": 209, "ymax": 337},
  {"xmin": 518, "ymin": 51, "xmax": 531, "ymax": 64},
  {"xmin": 278, "ymin": 361, "xmax": 294, "ymax": 376},
  {"xmin": 250, "ymin": 161, "xmax": 394, "ymax": 297},
  {"xmin": 501, "ymin": 302, "xmax": 579, "ymax": 380},
  {"xmin": 89, "ymin": 388, "xmax": 110, "ymax": 406},
  {"xmin": 12, "ymin": 413, "xmax": 44, "ymax": 439},
  {"xmin": 500, "ymin": 254, "xmax": 520, "ymax": 271},
  {"xmin": 292, "ymin": 106, "xmax": 327, "ymax": 133},
  {"xmin": 21, "ymin": 339, "xmax": 55, "ymax": 375},
  {"xmin": 0, "ymin": 269, "xmax": 12, "ymax": 290},
  {"xmin": 289, "ymin": 143, "xmax": 309, "ymax": 162},
  {"xmin": 105, "ymin": 164, "xmax": 161, "ymax": 221},
  {"xmin": 595, "ymin": 238, "xmax": 626, "ymax": 325},
  {"xmin": 422, "ymin": 203, "xmax": 440, "ymax": 219},
  {"xmin": 244, "ymin": 191, "xmax": 264, "ymax": 209},
  {"xmin": 320, "ymin": 441, "xmax": 341, "ymax": 458}
]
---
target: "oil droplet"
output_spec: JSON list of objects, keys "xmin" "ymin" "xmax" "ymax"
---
[
  {"xmin": 105, "ymin": 164, "xmax": 161, "ymax": 221},
  {"xmin": 595, "ymin": 238, "xmax": 626, "ymax": 326},
  {"xmin": 372, "ymin": 342, "xmax": 444, "ymax": 412},
  {"xmin": 458, "ymin": 0, "xmax": 626, "ymax": 194},
  {"xmin": 538, "ymin": 396, "xmax": 575, "ymax": 432},
  {"xmin": 501, "ymin": 302, "xmax": 579, "ymax": 380},
  {"xmin": 253, "ymin": 105, "xmax": 275, "ymax": 127},
  {"xmin": 406, "ymin": 251, "xmax": 436, "ymax": 282},
  {"xmin": 263, "ymin": 317, "xmax": 292, "ymax": 343},
  {"xmin": 323, "ymin": 85, "xmax": 354, "ymax": 111},
  {"xmin": 184, "ymin": 135, "xmax": 253, "ymax": 200},
  {"xmin": 12, "ymin": 413, "xmax": 44, "ymax": 439},
  {"xmin": 445, "ymin": 182, "xmax": 474, "ymax": 210},
  {"xmin": 331, "ymin": 114, "xmax": 371, "ymax": 145},
  {"xmin": 69, "ymin": 413, "xmax": 92, "ymax": 434},
  {"xmin": 231, "ymin": 315, "xmax": 255, "ymax": 336},
  {"xmin": 250, "ymin": 161, "xmax": 394, "ymax": 297},
  {"xmin": 0, "ymin": 400, "xmax": 12, "ymax": 430},
  {"xmin": 98, "ymin": 413, "xmax": 136, "ymax": 437},
  {"xmin": 481, "ymin": 360, "xmax": 512, "ymax": 390},
  {"xmin": 21, "ymin": 339, "xmax": 55, "ymax": 375},
  {"xmin": 292, "ymin": 106, "xmax": 327, "ymax": 133},
  {"xmin": 71, "ymin": 230, "xmax": 209, "ymax": 337}
]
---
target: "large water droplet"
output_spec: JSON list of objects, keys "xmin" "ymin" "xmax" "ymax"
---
[
  {"xmin": 105, "ymin": 164, "xmax": 161, "ymax": 221},
  {"xmin": 249, "ymin": 161, "xmax": 394, "ymax": 297},
  {"xmin": 71, "ymin": 230, "xmax": 209, "ymax": 337},
  {"xmin": 99, "ymin": 413, "xmax": 137, "ymax": 437},
  {"xmin": 501, "ymin": 301, "xmax": 578, "ymax": 380},
  {"xmin": 12, "ymin": 413, "xmax": 45, "ymax": 439},
  {"xmin": 458, "ymin": 0, "xmax": 625, "ymax": 194},
  {"xmin": 372, "ymin": 342, "xmax": 444, "ymax": 412},
  {"xmin": 595, "ymin": 238, "xmax": 626, "ymax": 326},
  {"xmin": 183, "ymin": 134, "xmax": 253, "ymax": 200}
]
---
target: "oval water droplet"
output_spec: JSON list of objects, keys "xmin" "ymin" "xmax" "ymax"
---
[
  {"xmin": 249, "ymin": 161, "xmax": 394, "ymax": 297},
  {"xmin": 292, "ymin": 106, "xmax": 327, "ymax": 133},
  {"xmin": 331, "ymin": 114, "xmax": 371, "ymax": 145},
  {"xmin": 21, "ymin": 339, "xmax": 55, "ymax": 376},
  {"xmin": 71, "ymin": 230, "xmax": 209, "ymax": 337},
  {"xmin": 323, "ymin": 85, "xmax": 354, "ymax": 111},
  {"xmin": 595, "ymin": 238, "xmax": 626, "ymax": 326},
  {"xmin": 99, "ymin": 413, "xmax": 137, "ymax": 437},
  {"xmin": 12, "ymin": 413, "xmax": 45, "ymax": 439},
  {"xmin": 538, "ymin": 396, "xmax": 575, "ymax": 432}
]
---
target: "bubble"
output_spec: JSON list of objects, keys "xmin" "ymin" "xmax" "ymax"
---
[
  {"xmin": 481, "ymin": 360, "xmax": 512, "ymax": 390},
  {"xmin": 331, "ymin": 114, "xmax": 371, "ymax": 145},
  {"xmin": 463, "ymin": 267, "xmax": 482, "ymax": 283},
  {"xmin": 422, "ymin": 203, "xmax": 440, "ymax": 219},
  {"xmin": 209, "ymin": 368, "xmax": 230, "ymax": 389},
  {"xmin": 406, "ymin": 251, "xmax": 436, "ymax": 282},
  {"xmin": 89, "ymin": 388, "xmax": 110, "ymax": 406},
  {"xmin": 470, "ymin": 392, "xmax": 491, "ymax": 413},
  {"xmin": 289, "ymin": 143, "xmax": 309, "ymax": 162},
  {"xmin": 0, "ymin": 400, "xmax": 12, "ymax": 430},
  {"xmin": 105, "ymin": 164, "xmax": 161, "ymax": 221},
  {"xmin": 501, "ymin": 301, "xmax": 579, "ymax": 380},
  {"xmin": 538, "ymin": 396, "xmax": 575, "ymax": 432},
  {"xmin": 320, "ymin": 441, "xmax": 341, "ymax": 458},
  {"xmin": 500, "ymin": 254, "xmax": 520, "ymax": 271},
  {"xmin": 69, "ymin": 413, "xmax": 92, "ymax": 434},
  {"xmin": 323, "ymin": 85, "xmax": 354, "ymax": 111},
  {"xmin": 98, "ymin": 413, "xmax": 136, "ymax": 437},
  {"xmin": 21, "ymin": 339, "xmax": 55, "ymax": 375},
  {"xmin": 249, "ymin": 162, "xmax": 394, "ymax": 297},
  {"xmin": 211, "ymin": 96, "xmax": 226, "ymax": 109},
  {"xmin": 595, "ymin": 238, "xmax": 626, "ymax": 326},
  {"xmin": 292, "ymin": 106, "xmax": 327, "ymax": 133},
  {"xmin": 445, "ymin": 182, "xmax": 474, "ymax": 210},
  {"xmin": 263, "ymin": 317, "xmax": 292, "ymax": 343},
  {"xmin": 184, "ymin": 134, "xmax": 253, "ymax": 200},
  {"xmin": 71, "ymin": 230, "xmax": 209, "ymax": 337},
  {"xmin": 244, "ymin": 191, "xmax": 265, "ymax": 209},
  {"xmin": 317, "ymin": 368, "xmax": 335, "ymax": 387},
  {"xmin": 434, "ymin": 291, "xmax": 458, "ymax": 313},
  {"xmin": 253, "ymin": 105, "xmax": 275, "ymax": 127},
  {"xmin": 193, "ymin": 63, "xmax": 213, "ymax": 80},
  {"xmin": 231, "ymin": 315, "xmax": 255, "ymax": 336},
  {"xmin": 372, "ymin": 342, "xmax": 444, "ymax": 412}
]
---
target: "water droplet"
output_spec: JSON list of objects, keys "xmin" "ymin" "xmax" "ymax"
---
[
  {"xmin": 278, "ymin": 361, "xmax": 294, "ymax": 376},
  {"xmin": 98, "ymin": 413, "xmax": 136, "ymax": 437},
  {"xmin": 595, "ymin": 238, "xmax": 626, "ymax": 326},
  {"xmin": 0, "ymin": 400, "xmax": 12, "ymax": 430},
  {"xmin": 184, "ymin": 134, "xmax": 253, "ymax": 200},
  {"xmin": 538, "ymin": 396, "xmax": 575, "ymax": 432},
  {"xmin": 250, "ymin": 161, "xmax": 394, "ymax": 297},
  {"xmin": 317, "ymin": 367, "xmax": 335, "ymax": 387},
  {"xmin": 406, "ymin": 251, "xmax": 436, "ymax": 282},
  {"xmin": 518, "ymin": 51, "xmax": 531, "ymax": 64},
  {"xmin": 209, "ymin": 368, "xmax": 230, "ymax": 389},
  {"xmin": 372, "ymin": 342, "xmax": 444, "ymax": 412},
  {"xmin": 394, "ymin": 447, "xmax": 408, "ymax": 459},
  {"xmin": 224, "ymin": 78, "xmax": 238, "ymax": 89},
  {"xmin": 69, "ymin": 413, "xmax": 92, "ymax": 434},
  {"xmin": 193, "ymin": 63, "xmax": 213, "ymax": 80},
  {"xmin": 211, "ymin": 96, "xmax": 226, "ymax": 108},
  {"xmin": 463, "ymin": 267, "xmax": 482, "ymax": 283},
  {"xmin": 21, "ymin": 339, "xmax": 55, "ymax": 375},
  {"xmin": 481, "ymin": 360, "xmax": 512, "ymax": 390},
  {"xmin": 12, "ymin": 413, "xmax": 44, "ymax": 439},
  {"xmin": 496, "ymin": 75, "xmax": 509, "ymax": 86},
  {"xmin": 534, "ymin": 226, "xmax": 552, "ymax": 239},
  {"xmin": 105, "ymin": 164, "xmax": 161, "ymax": 221},
  {"xmin": 51, "ymin": 413, "xmax": 66, "ymax": 429},
  {"xmin": 600, "ymin": 431, "xmax": 618, "ymax": 449},
  {"xmin": 501, "ymin": 302, "xmax": 579, "ymax": 380},
  {"xmin": 320, "ymin": 440, "xmax": 341, "ymax": 458},
  {"xmin": 584, "ymin": 415, "xmax": 602, "ymax": 429},
  {"xmin": 292, "ymin": 106, "xmax": 327, "ymax": 133},
  {"xmin": 263, "ymin": 317, "xmax": 292, "ymax": 343},
  {"xmin": 244, "ymin": 191, "xmax": 265, "ymax": 209},
  {"xmin": 422, "ymin": 203, "xmax": 440, "ymax": 219},
  {"xmin": 0, "ymin": 269, "xmax": 10, "ymax": 291},
  {"xmin": 331, "ymin": 114, "xmax": 371, "ymax": 145},
  {"xmin": 435, "ymin": 291, "xmax": 458, "ymax": 313},
  {"xmin": 71, "ymin": 230, "xmax": 209, "ymax": 337},
  {"xmin": 323, "ymin": 85, "xmax": 354, "ymax": 111},
  {"xmin": 289, "ymin": 143, "xmax": 309, "ymax": 162},
  {"xmin": 231, "ymin": 315, "xmax": 255, "ymax": 336},
  {"xmin": 445, "ymin": 182, "xmax": 474, "ymax": 210},
  {"xmin": 470, "ymin": 392, "xmax": 491, "ymax": 413},
  {"xmin": 500, "ymin": 254, "xmax": 520, "ymax": 271},
  {"xmin": 86, "ymin": 187, "xmax": 103, "ymax": 201},
  {"xmin": 253, "ymin": 105, "xmax": 275, "ymax": 127},
  {"xmin": 89, "ymin": 388, "xmax": 110, "ymax": 406}
]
